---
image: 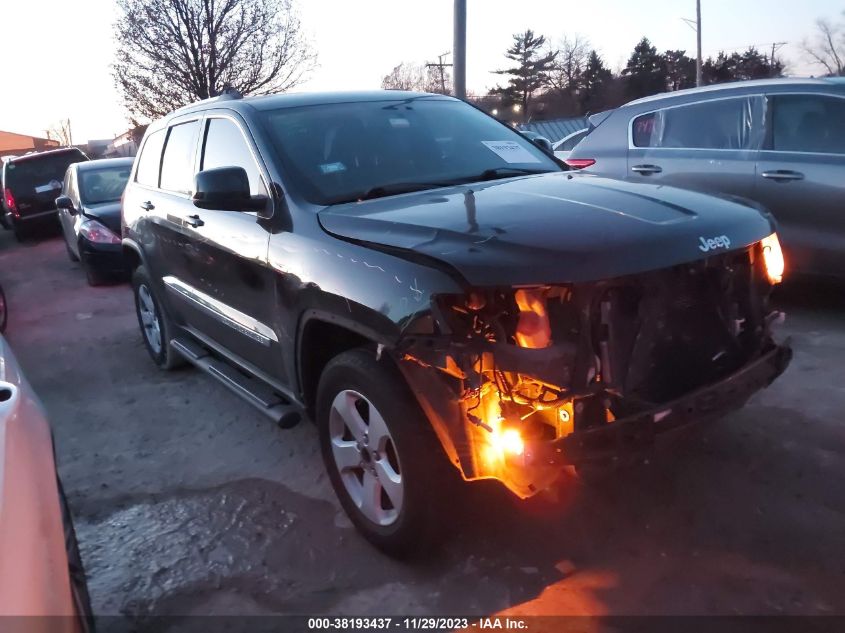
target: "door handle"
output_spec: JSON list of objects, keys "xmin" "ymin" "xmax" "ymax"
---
[
  {"xmin": 761, "ymin": 170, "xmax": 804, "ymax": 182},
  {"xmin": 140, "ymin": 201, "xmax": 155, "ymax": 211},
  {"xmin": 631, "ymin": 164, "xmax": 663, "ymax": 175},
  {"xmin": 185, "ymin": 214, "xmax": 204, "ymax": 228}
]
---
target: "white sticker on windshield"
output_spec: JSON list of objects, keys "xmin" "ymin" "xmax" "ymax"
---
[
  {"xmin": 319, "ymin": 162, "xmax": 347, "ymax": 175},
  {"xmin": 34, "ymin": 180, "xmax": 63, "ymax": 194},
  {"xmin": 482, "ymin": 140, "xmax": 541, "ymax": 164}
]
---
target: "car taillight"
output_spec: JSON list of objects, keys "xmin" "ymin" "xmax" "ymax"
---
[
  {"xmin": 4, "ymin": 188, "xmax": 18, "ymax": 217},
  {"xmin": 564, "ymin": 158, "xmax": 596, "ymax": 170}
]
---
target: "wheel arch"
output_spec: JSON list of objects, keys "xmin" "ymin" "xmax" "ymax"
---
[
  {"xmin": 296, "ymin": 312, "xmax": 386, "ymax": 419},
  {"xmin": 121, "ymin": 237, "xmax": 146, "ymax": 272}
]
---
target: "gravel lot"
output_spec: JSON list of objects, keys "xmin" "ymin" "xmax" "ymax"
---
[{"xmin": 2, "ymin": 228, "xmax": 844, "ymax": 621}]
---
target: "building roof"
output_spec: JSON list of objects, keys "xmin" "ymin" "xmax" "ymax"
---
[{"xmin": 520, "ymin": 117, "xmax": 589, "ymax": 143}]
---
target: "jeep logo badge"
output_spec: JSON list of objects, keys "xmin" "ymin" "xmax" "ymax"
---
[{"xmin": 698, "ymin": 235, "xmax": 731, "ymax": 252}]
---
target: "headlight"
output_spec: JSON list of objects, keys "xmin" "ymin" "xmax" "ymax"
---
[
  {"xmin": 760, "ymin": 233, "xmax": 784, "ymax": 285},
  {"xmin": 79, "ymin": 219, "xmax": 121, "ymax": 245}
]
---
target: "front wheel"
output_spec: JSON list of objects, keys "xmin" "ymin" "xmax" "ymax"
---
[{"xmin": 316, "ymin": 348, "xmax": 454, "ymax": 557}]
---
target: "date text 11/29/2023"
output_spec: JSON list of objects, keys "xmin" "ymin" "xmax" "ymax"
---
[{"xmin": 307, "ymin": 617, "xmax": 529, "ymax": 630}]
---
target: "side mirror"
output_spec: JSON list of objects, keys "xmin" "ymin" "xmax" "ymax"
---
[
  {"xmin": 532, "ymin": 136, "xmax": 553, "ymax": 152},
  {"xmin": 55, "ymin": 195, "xmax": 75, "ymax": 213},
  {"xmin": 192, "ymin": 166, "xmax": 267, "ymax": 212}
]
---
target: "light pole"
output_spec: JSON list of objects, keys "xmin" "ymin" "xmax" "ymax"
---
[
  {"xmin": 454, "ymin": 0, "xmax": 467, "ymax": 99},
  {"xmin": 682, "ymin": 0, "xmax": 703, "ymax": 86},
  {"xmin": 695, "ymin": 0, "xmax": 702, "ymax": 86}
]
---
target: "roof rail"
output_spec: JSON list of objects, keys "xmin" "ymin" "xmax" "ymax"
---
[{"xmin": 171, "ymin": 87, "xmax": 244, "ymax": 115}]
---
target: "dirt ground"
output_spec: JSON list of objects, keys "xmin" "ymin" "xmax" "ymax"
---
[{"xmin": 2, "ymin": 228, "xmax": 844, "ymax": 621}]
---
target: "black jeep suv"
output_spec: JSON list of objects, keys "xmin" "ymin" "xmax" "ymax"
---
[{"xmin": 122, "ymin": 90, "xmax": 791, "ymax": 556}]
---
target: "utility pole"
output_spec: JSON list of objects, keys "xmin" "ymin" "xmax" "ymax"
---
[
  {"xmin": 695, "ymin": 0, "xmax": 702, "ymax": 86},
  {"xmin": 769, "ymin": 41, "xmax": 787, "ymax": 73},
  {"xmin": 426, "ymin": 52, "xmax": 453, "ymax": 94},
  {"xmin": 453, "ymin": 0, "xmax": 467, "ymax": 99},
  {"xmin": 682, "ymin": 1, "xmax": 703, "ymax": 86}
]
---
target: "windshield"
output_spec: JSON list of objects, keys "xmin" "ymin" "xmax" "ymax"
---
[
  {"xmin": 5, "ymin": 150, "xmax": 87, "ymax": 197},
  {"xmin": 79, "ymin": 165, "xmax": 132, "ymax": 204},
  {"xmin": 261, "ymin": 97, "xmax": 559, "ymax": 205}
]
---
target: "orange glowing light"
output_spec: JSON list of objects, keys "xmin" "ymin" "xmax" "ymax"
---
[
  {"xmin": 493, "ymin": 428, "xmax": 525, "ymax": 456},
  {"xmin": 761, "ymin": 233, "xmax": 785, "ymax": 284}
]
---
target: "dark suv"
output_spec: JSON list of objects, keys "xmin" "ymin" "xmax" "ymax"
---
[
  {"xmin": 122, "ymin": 90, "xmax": 791, "ymax": 556},
  {"xmin": 2, "ymin": 147, "xmax": 89, "ymax": 241}
]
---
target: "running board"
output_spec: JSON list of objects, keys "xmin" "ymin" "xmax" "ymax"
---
[{"xmin": 170, "ymin": 337, "xmax": 301, "ymax": 428}]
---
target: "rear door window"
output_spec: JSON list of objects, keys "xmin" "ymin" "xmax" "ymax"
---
[
  {"xmin": 135, "ymin": 130, "xmax": 166, "ymax": 188},
  {"xmin": 160, "ymin": 121, "xmax": 201, "ymax": 194},
  {"xmin": 632, "ymin": 96, "xmax": 766, "ymax": 150},
  {"xmin": 771, "ymin": 94, "xmax": 845, "ymax": 154}
]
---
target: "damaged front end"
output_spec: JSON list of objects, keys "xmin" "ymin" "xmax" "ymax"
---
[{"xmin": 395, "ymin": 238, "xmax": 792, "ymax": 498}]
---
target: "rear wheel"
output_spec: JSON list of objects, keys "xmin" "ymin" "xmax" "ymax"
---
[
  {"xmin": 12, "ymin": 221, "xmax": 27, "ymax": 242},
  {"xmin": 132, "ymin": 265, "xmax": 185, "ymax": 369},
  {"xmin": 316, "ymin": 348, "xmax": 453, "ymax": 557}
]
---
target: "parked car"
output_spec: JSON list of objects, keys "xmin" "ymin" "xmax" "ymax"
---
[
  {"xmin": 0, "ymin": 334, "xmax": 94, "ymax": 630},
  {"xmin": 518, "ymin": 129, "xmax": 553, "ymax": 152},
  {"xmin": 0, "ymin": 156, "xmax": 16, "ymax": 230},
  {"xmin": 122, "ymin": 90, "xmax": 790, "ymax": 556},
  {"xmin": 552, "ymin": 127, "xmax": 589, "ymax": 161},
  {"xmin": 56, "ymin": 157, "xmax": 133, "ymax": 285},
  {"xmin": 566, "ymin": 77, "xmax": 845, "ymax": 277},
  {"xmin": 2, "ymin": 147, "xmax": 89, "ymax": 241}
]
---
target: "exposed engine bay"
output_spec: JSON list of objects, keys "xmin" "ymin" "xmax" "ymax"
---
[{"xmin": 396, "ymin": 239, "xmax": 792, "ymax": 498}]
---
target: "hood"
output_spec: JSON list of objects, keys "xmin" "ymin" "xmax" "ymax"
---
[
  {"xmin": 82, "ymin": 201, "xmax": 121, "ymax": 234},
  {"xmin": 317, "ymin": 173, "xmax": 775, "ymax": 286}
]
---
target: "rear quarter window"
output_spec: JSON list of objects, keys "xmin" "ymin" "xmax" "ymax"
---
[{"xmin": 135, "ymin": 129, "xmax": 166, "ymax": 188}]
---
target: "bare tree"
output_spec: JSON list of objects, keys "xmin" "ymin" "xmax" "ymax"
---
[
  {"xmin": 545, "ymin": 35, "xmax": 591, "ymax": 95},
  {"xmin": 45, "ymin": 119, "xmax": 73, "ymax": 146},
  {"xmin": 382, "ymin": 62, "xmax": 450, "ymax": 94},
  {"xmin": 114, "ymin": 0, "xmax": 316, "ymax": 121},
  {"xmin": 802, "ymin": 13, "xmax": 845, "ymax": 76}
]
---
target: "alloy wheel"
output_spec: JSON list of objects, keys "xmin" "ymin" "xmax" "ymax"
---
[
  {"xmin": 328, "ymin": 389, "xmax": 404, "ymax": 526},
  {"xmin": 137, "ymin": 284, "xmax": 162, "ymax": 354}
]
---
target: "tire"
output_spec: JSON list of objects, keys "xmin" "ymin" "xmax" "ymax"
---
[
  {"xmin": 0, "ymin": 212, "xmax": 9, "ymax": 230},
  {"xmin": 57, "ymin": 478, "xmax": 95, "ymax": 633},
  {"xmin": 0, "ymin": 284, "xmax": 7, "ymax": 333},
  {"xmin": 65, "ymin": 237, "xmax": 80, "ymax": 262},
  {"xmin": 12, "ymin": 221, "xmax": 27, "ymax": 242},
  {"xmin": 84, "ymin": 263, "xmax": 105, "ymax": 287},
  {"xmin": 316, "ymin": 348, "xmax": 453, "ymax": 557},
  {"xmin": 131, "ymin": 265, "xmax": 185, "ymax": 370}
]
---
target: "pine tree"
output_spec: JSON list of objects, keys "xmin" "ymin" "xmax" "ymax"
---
[
  {"xmin": 622, "ymin": 38, "xmax": 667, "ymax": 99},
  {"xmin": 493, "ymin": 30, "xmax": 557, "ymax": 119}
]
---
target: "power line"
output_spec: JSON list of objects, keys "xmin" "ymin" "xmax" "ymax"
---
[{"xmin": 425, "ymin": 52, "xmax": 453, "ymax": 93}]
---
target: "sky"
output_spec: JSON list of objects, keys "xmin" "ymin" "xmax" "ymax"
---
[{"xmin": 0, "ymin": 0, "xmax": 840, "ymax": 142}]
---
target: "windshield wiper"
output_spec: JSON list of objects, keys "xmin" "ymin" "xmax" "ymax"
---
[
  {"xmin": 475, "ymin": 167, "xmax": 555, "ymax": 181},
  {"xmin": 332, "ymin": 181, "xmax": 454, "ymax": 204}
]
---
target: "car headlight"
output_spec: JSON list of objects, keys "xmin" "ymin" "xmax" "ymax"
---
[
  {"xmin": 79, "ymin": 219, "xmax": 121, "ymax": 245},
  {"xmin": 760, "ymin": 233, "xmax": 784, "ymax": 285}
]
